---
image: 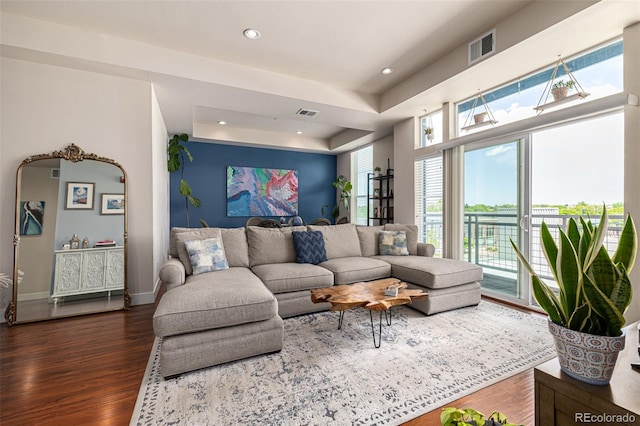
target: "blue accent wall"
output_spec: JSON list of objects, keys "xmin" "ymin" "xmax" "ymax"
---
[{"xmin": 170, "ymin": 141, "xmax": 337, "ymax": 228}]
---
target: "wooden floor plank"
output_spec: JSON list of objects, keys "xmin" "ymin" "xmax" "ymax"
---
[{"xmin": 1, "ymin": 292, "xmax": 536, "ymax": 425}]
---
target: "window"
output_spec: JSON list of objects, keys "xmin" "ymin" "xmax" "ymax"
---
[
  {"xmin": 352, "ymin": 145, "xmax": 373, "ymax": 225},
  {"xmin": 415, "ymin": 155, "xmax": 443, "ymax": 257},
  {"xmin": 456, "ymin": 40, "xmax": 623, "ymax": 135}
]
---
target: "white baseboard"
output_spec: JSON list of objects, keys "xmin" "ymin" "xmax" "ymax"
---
[{"xmin": 130, "ymin": 277, "xmax": 162, "ymax": 306}]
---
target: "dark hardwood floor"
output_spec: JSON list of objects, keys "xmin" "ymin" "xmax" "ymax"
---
[{"xmin": 1, "ymin": 293, "xmax": 537, "ymax": 425}]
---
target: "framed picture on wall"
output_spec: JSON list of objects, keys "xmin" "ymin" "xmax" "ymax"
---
[
  {"xmin": 101, "ymin": 193, "xmax": 125, "ymax": 215},
  {"xmin": 65, "ymin": 182, "xmax": 95, "ymax": 210}
]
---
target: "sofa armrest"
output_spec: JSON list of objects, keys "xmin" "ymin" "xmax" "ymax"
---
[
  {"xmin": 417, "ymin": 242, "xmax": 436, "ymax": 257},
  {"xmin": 159, "ymin": 258, "xmax": 186, "ymax": 290}
]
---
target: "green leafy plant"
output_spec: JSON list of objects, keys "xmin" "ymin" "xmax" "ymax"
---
[
  {"xmin": 441, "ymin": 407, "xmax": 521, "ymax": 426},
  {"xmin": 552, "ymin": 79, "xmax": 575, "ymax": 89},
  {"xmin": 374, "ymin": 166, "xmax": 382, "ymax": 172},
  {"xmin": 424, "ymin": 127, "xmax": 434, "ymax": 135},
  {"xmin": 321, "ymin": 175, "xmax": 352, "ymax": 223},
  {"xmin": 167, "ymin": 133, "xmax": 201, "ymax": 226},
  {"xmin": 510, "ymin": 206, "xmax": 636, "ymax": 337}
]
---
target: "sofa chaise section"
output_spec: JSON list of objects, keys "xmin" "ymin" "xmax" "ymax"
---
[{"xmin": 153, "ymin": 267, "xmax": 282, "ymax": 378}]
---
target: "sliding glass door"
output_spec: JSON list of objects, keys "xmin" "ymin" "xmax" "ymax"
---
[{"xmin": 464, "ymin": 138, "xmax": 528, "ymax": 304}]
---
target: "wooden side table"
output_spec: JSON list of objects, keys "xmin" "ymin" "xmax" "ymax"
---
[{"xmin": 534, "ymin": 320, "xmax": 640, "ymax": 426}]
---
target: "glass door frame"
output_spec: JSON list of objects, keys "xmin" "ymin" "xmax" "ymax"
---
[{"xmin": 462, "ymin": 133, "xmax": 532, "ymax": 308}]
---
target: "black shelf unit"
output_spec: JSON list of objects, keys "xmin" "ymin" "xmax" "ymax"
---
[{"xmin": 367, "ymin": 172, "xmax": 394, "ymax": 225}]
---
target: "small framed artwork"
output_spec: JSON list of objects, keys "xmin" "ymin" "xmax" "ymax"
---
[
  {"xmin": 65, "ymin": 182, "xmax": 95, "ymax": 210},
  {"xmin": 101, "ymin": 193, "xmax": 125, "ymax": 215}
]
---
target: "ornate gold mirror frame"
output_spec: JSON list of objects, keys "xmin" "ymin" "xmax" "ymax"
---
[{"xmin": 5, "ymin": 144, "xmax": 130, "ymax": 325}]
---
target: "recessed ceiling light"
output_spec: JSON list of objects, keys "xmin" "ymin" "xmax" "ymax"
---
[
  {"xmin": 381, "ymin": 67, "xmax": 394, "ymax": 75},
  {"xmin": 296, "ymin": 131, "xmax": 303, "ymax": 135},
  {"xmin": 243, "ymin": 28, "xmax": 261, "ymax": 40},
  {"xmin": 218, "ymin": 121, "xmax": 226, "ymax": 125}
]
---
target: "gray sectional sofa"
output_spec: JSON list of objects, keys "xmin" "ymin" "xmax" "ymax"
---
[{"xmin": 153, "ymin": 223, "xmax": 482, "ymax": 378}]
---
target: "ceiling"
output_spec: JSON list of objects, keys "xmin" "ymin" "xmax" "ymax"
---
[{"xmin": 1, "ymin": 0, "xmax": 638, "ymax": 153}]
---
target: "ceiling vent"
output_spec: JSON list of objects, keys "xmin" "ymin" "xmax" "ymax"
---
[
  {"xmin": 51, "ymin": 168, "xmax": 60, "ymax": 179},
  {"xmin": 296, "ymin": 108, "xmax": 319, "ymax": 117},
  {"xmin": 468, "ymin": 29, "xmax": 495, "ymax": 65}
]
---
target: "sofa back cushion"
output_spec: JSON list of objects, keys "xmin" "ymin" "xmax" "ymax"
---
[
  {"xmin": 246, "ymin": 226, "xmax": 307, "ymax": 266},
  {"xmin": 384, "ymin": 224, "xmax": 418, "ymax": 255},
  {"xmin": 308, "ymin": 223, "xmax": 362, "ymax": 260},
  {"xmin": 356, "ymin": 225, "xmax": 384, "ymax": 257},
  {"xmin": 171, "ymin": 227, "xmax": 250, "ymax": 269},
  {"xmin": 220, "ymin": 227, "xmax": 250, "ymax": 267}
]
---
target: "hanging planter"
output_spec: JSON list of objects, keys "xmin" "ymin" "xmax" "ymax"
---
[
  {"xmin": 461, "ymin": 91, "xmax": 498, "ymax": 132},
  {"xmin": 534, "ymin": 57, "xmax": 589, "ymax": 114},
  {"xmin": 423, "ymin": 109, "xmax": 436, "ymax": 142}
]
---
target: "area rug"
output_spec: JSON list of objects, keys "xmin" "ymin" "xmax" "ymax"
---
[{"xmin": 131, "ymin": 301, "xmax": 555, "ymax": 425}]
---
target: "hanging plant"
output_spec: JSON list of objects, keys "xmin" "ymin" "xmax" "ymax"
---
[{"xmin": 167, "ymin": 133, "xmax": 201, "ymax": 226}]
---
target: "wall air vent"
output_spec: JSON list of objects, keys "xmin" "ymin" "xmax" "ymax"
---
[
  {"xmin": 51, "ymin": 168, "xmax": 60, "ymax": 179},
  {"xmin": 468, "ymin": 29, "xmax": 495, "ymax": 65},
  {"xmin": 296, "ymin": 108, "xmax": 319, "ymax": 117}
]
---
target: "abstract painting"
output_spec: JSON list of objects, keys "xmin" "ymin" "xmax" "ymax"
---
[
  {"xmin": 65, "ymin": 182, "xmax": 94, "ymax": 210},
  {"xmin": 227, "ymin": 166, "xmax": 298, "ymax": 217},
  {"xmin": 20, "ymin": 201, "xmax": 45, "ymax": 235}
]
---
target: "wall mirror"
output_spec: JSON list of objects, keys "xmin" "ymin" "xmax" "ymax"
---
[{"xmin": 5, "ymin": 144, "xmax": 129, "ymax": 325}]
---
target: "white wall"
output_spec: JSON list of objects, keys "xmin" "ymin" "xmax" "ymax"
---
[
  {"xmin": 0, "ymin": 58, "xmax": 158, "ymax": 315},
  {"xmin": 392, "ymin": 118, "xmax": 417, "ymax": 225},
  {"xmin": 150, "ymin": 86, "xmax": 170, "ymax": 303}
]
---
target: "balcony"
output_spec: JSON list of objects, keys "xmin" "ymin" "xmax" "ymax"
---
[{"xmin": 420, "ymin": 212, "xmax": 626, "ymax": 300}]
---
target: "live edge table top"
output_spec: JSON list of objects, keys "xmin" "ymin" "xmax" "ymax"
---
[{"xmin": 310, "ymin": 278, "xmax": 428, "ymax": 312}]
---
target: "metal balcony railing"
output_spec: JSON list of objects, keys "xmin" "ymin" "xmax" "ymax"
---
[{"xmin": 419, "ymin": 212, "xmax": 625, "ymax": 289}]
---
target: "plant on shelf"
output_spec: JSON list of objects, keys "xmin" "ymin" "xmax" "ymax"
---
[
  {"xmin": 373, "ymin": 166, "xmax": 382, "ymax": 177},
  {"xmin": 510, "ymin": 206, "xmax": 636, "ymax": 385},
  {"xmin": 167, "ymin": 133, "xmax": 201, "ymax": 227},
  {"xmin": 321, "ymin": 175, "xmax": 352, "ymax": 223},
  {"xmin": 551, "ymin": 79, "xmax": 575, "ymax": 101},
  {"xmin": 473, "ymin": 111, "xmax": 488, "ymax": 124},
  {"xmin": 440, "ymin": 407, "xmax": 521, "ymax": 426}
]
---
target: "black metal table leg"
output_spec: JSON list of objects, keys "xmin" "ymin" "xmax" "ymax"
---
[
  {"xmin": 338, "ymin": 310, "xmax": 345, "ymax": 330},
  {"xmin": 370, "ymin": 309, "xmax": 392, "ymax": 348}
]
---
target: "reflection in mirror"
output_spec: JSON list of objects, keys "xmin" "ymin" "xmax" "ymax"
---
[{"xmin": 5, "ymin": 144, "xmax": 129, "ymax": 325}]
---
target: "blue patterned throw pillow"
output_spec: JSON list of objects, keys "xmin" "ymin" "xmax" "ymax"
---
[
  {"xmin": 184, "ymin": 237, "xmax": 229, "ymax": 275},
  {"xmin": 379, "ymin": 230, "xmax": 409, "ymax": 256},
  {"xmin": 292, "ymin": 231, "xmax": 327, "ymax": 264}
]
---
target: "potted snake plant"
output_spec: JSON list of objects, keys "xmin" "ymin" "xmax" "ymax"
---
[{"xmin": 510, "ymin": 206, "xmax": 636, "ymax": 385}]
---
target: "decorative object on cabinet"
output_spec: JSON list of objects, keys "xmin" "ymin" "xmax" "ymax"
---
[
  {"xmin": 100, "ymin": 193, "xmax": 125, "ymax": 215},
  {"xmin": 65, "ymin": 182, "xmax": 95, "ymax": 210},
  {"xmin": 534, "ymin": 56, "xmax": 590, "ymax": 114},
  {"xmin": 511, "ymin": 207, "xmax": 636, "ymax": 385},
  {"xmin": 6, "ymin": 144, "xmax": 129, "ymax": 325},
  {"xmin": 70, "ymin": 234, "xmax": 80, "ymax": 249},
  {"xmin": 367, "ymin": 170, "xmax": 393, "ymax": 225},
  {"xmin": 167, "ymin": 133, "xmax": 201, "ymax": 227}
]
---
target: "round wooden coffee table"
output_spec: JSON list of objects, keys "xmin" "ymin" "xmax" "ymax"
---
[{"xmin": 310, "ymin": 278, "xmax": 427, "ymax": 348}]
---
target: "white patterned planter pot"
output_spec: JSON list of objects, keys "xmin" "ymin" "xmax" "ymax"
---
[{"xmin": 548, "ymin": 319, "xmax": 626, "ymax": 385}]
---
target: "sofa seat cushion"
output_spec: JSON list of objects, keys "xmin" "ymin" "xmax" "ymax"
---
[
  {"xmin": 319, "ymin": 257, "xmax": 391, "ymax": 285},
  {"xmin": 374, "ymin": 256, "xmax": 483, "ymax": 289},
  {"xmin": 252, "ymin": 263, "xmax": 334, "ymax": 294},
  {"xmin": 153, "ymin": 267, "xmax": 277, "ymax": 337}
]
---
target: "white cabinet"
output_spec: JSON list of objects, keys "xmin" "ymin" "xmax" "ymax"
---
[{"xmin": 52, "ymin": 247, "xmax": 124, "ymax": 302}]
